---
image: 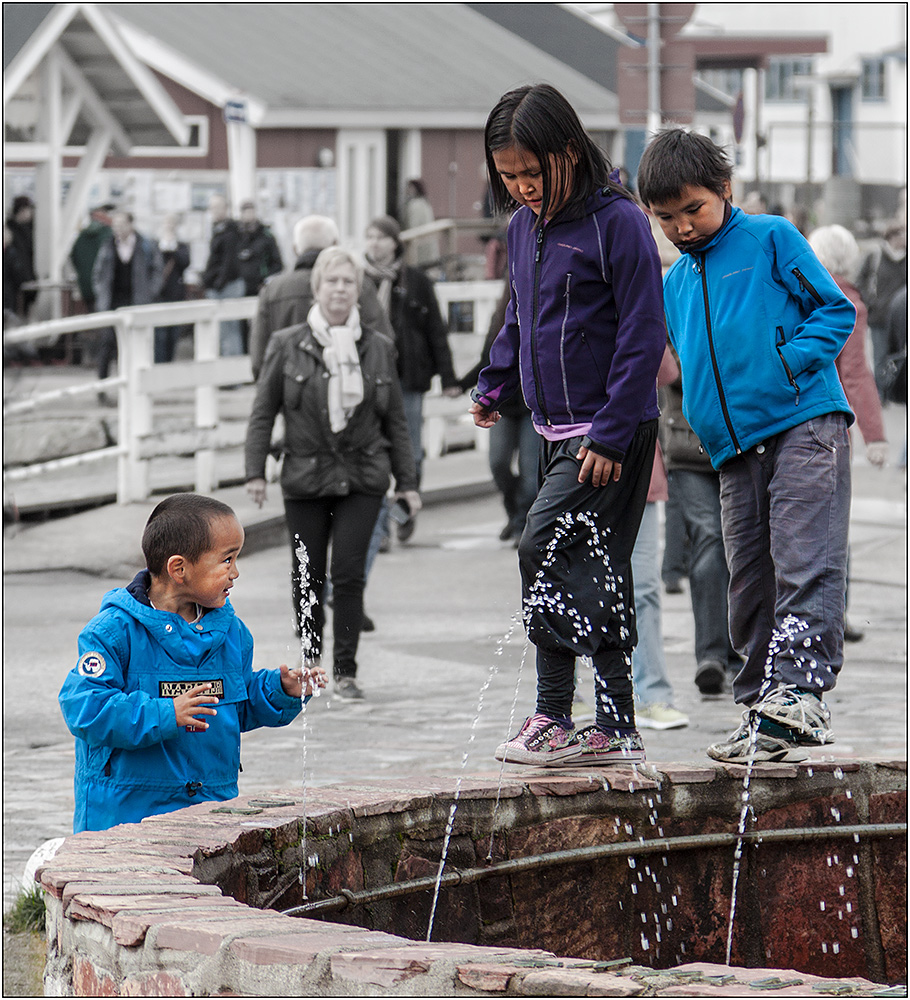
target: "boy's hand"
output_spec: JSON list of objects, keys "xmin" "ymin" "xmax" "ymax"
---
[
  {"xmin": 470, "ymin": 401, "xmax": 500, "ymax": 428},
  {"xmin": 576, "ymin": 445, "xmax": 622, "ymax": 486},
  {"xmin": 280, "ymin": 663, "xmax": 328, "ymax": 698},
  {"xmin": 173, "ymin": 684, "xmax": 218, "ymax": 730}
]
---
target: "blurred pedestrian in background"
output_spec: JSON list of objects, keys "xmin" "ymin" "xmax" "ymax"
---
[
  {"xmin": 92, "ymin": 211, "xmax": 163, "ymax": 399},
  {"xmin": 458, "ymin": 284, "xmax": 537, "ymax": 545},
  {"xmin": 153, "ymin": 214, "xmax": 191, "ymax": 364},
  {"xmin": 70, "ymin": 204, "xmax": 114, "ymax": 314},
  {"xmin": 660, "ymin": 353, "xmax": 742, "ymax": 694},
  {"xmin": 236, "ymin": 200, "xmax": 282, "ymax": 298},
  {"xmin": 400, "ymin": 179, "xmax": 440, "ymax": 271},
  {"xmin": 364, "ymin": 214, "xmax": 460, "ymax": 542},
  {"xmin": 6, "ymin": 195, "xmax": 36, "ymax": 320},
  {"xmin": 809, "ymin": 223, "xmax": 890, "ymax": 643},
  {"xmin": 856, "ymin": 220, "xmax": 907, "ymax": 399},
  {"xmin": 202, "ymin": 194, "xmax": 245, "ymax": 356},
  {"xmin": 245, "ymin": 247, "xmax": 419, "ymax": 702},
  {"xmin": 250, "ymin": 215, "xmax": 391, "ymax": 379}
]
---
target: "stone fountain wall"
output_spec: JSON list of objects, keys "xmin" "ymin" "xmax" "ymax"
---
[{"xmin": 39, "ymin": 759, "xmax": 905, "ymax": 997}]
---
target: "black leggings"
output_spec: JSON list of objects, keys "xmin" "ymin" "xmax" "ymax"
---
[
  {"xmin": 518, "ymin": 422, "xmax": 657, "ymax": 731},
  {"xmin": 284, "ymin": 493, "xmax": 383, "ymax": 678}
]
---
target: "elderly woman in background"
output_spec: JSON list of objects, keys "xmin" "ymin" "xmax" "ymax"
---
[
  {"xmin": 808, "ymin": 223, "xmax": 889, "ymax": 644},
  {"xmin": 245, "ymin": 247, "xmax": 420, "ymax": 701}
]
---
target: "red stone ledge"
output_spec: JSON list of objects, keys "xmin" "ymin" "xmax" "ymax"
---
[{"xmin": 37, "ymin": 760, "xmax": 905, "ymax": 997}]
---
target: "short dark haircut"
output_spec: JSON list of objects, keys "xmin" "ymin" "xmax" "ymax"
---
[
  {"xmin": 485, "ymin": 83, "xmax": 632, "ymax": 225},
  {"xmin": 142, "ymin": 493, "xmax": 237, "ymax": 576},
  {"xmin": 637, "ymin": 128, "xmax": 734, "ymax": 207}
]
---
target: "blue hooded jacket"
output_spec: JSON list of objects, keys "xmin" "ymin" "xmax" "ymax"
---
[
  {"xmin": 662, "ymin": 206, "xmax": 855, "ymax": 469},
  {"xmin": 59, "ymin": 572, "xmax": 302, "ymax": 832},
  {"xmin": 474, "ymin": 188, "xmax": 666, "ymax": 462}
]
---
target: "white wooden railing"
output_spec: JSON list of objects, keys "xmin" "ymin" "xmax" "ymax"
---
[{"xmin": 3, "ymin": 280, "xmax": 505, "ymax": 504}]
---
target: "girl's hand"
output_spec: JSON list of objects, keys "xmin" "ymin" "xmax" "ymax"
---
[
  {"xmin": 246, "ymin": 478, "xmax": 267, "ymax": 508},
  {"xmin": 280, "ymin": 664, "xmax": 328, "ymax": 698},
  {"xmin": 470, "ymin": 401, "xmax": 500, "ymax": 428},
  {"xmin": 576, "ymin": 445, "xmax": 622, "ymax": 486},
  {"xmin": 173, "ymin": 684, "xmax": 218, "ymax": 729}
]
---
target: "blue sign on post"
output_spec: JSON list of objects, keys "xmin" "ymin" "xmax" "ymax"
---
[{"xmin": 224, "ymin": 99, "xmax": 248, "ymax": 125}]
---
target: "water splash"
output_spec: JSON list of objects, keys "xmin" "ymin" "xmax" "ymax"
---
[
  {"xmin": 294, "ymin": 535, "xmax": 319, "ymax": 899},
  {"xmin": 426, "ymin": 629, "xmax": 509, "ymax": 942}
]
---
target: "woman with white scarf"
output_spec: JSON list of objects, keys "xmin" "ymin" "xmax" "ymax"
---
[{"xmin": 245, "ymin": 247, "xmax": 420, "ymax": 701}]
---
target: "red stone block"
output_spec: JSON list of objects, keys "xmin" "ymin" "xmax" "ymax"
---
[
  {"xmin": 330, "ymin": 950, "xmax": 432, "ymax": 988},
  {"xmin": 229, "ymin": 929, "xmax": 404, "ymax": 965},
  {"xmin": 869, "ymin": 790, "xmax": 907, "ymax": 825},
  {"xmin": 73, "ymin": 956, "xmax": 118, "ymax": 997},
  {"xmin": 651, "ymin": 764, "xmax": 718, "ymax": 784},
  {"xmin": 721, "ymin": 763, "xmax": 799, "ymax": 780},
  {"xmin": 152, "ymin": 916, "xmax": 293, "ymax": 956},
  {"xmin": 112, "ymin": 900, "xmax": 252, "ymax": 946},
  {"xmin": 870, "ymin": 793, "xmax": 908, "ymax": 984},
  {"xmin": 121, "ymin": 971, "xmax": 189, "ymax": 996},
  {"xmin": 457, "ymin": 962, "xmax": 520, "ymax": 991},
  {"xmin": 526, "ymin": 774, "xmax": 605, "ymax": 796}
]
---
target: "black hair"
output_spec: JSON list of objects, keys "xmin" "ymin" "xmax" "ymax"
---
[
  {"xmin": 484, "ymin": 83, "xmax": 632, "ymax": 225},
  {"xmin": 142, "ymin": 493, "xmax": 237, "ymax": 577},
  {"xmin": 637, "ymin": 128, "xmax": 734, "ymax": 207}
]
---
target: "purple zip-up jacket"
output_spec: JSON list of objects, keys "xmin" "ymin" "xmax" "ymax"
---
[{"xmin": 474, "ymin": 188, "xmax": 666, "ymax": 462}]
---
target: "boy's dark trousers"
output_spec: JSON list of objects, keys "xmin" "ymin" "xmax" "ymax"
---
[
  {"xmin": 719, "ymin": 413, "xmax": 851, "ymax": 706},
  {"xmin": 517, "ymin": 420, "xmax": 657, "ymax": 730}
]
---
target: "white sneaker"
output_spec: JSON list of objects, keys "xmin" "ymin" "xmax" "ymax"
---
[
  {"xmin": 755, "ymin": 684, "xmax": 833, "ymax": 743},
  {"xmin": 636, "ymin": 703, "xmax": 689, "ymax": 730}
]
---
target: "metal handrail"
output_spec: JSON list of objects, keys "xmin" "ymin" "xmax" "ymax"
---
[{"xmin": 283, "ymin": 821, "xmax": 906, "ymax": 918}]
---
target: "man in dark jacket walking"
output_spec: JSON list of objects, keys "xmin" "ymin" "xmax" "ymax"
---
[
  {"xmin": 236, "ymin": 200, "xmax": 282, "ymax": 297},
  {"xmin": 250, "ymin": 215, "xmax": 391, "ymax": 379},
  {"xmin": 92, "ymin": 211, "xmax": 163, "ymax": 394},
  {"xmin": 202, "ymin": 194, "xmax": 245, "ymax": 356}
]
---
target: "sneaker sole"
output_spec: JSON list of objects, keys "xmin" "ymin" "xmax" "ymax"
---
[
  {"xmin": 494, "ymin": 743, "xmax": 579, "ymax": 765},
  {"xmin": 706, "ymin": 743, "xmax": 809, "ymax": 764},
  {"xmin": 548, "ymin": 748, "xmax": 647, "ymax": 767}
]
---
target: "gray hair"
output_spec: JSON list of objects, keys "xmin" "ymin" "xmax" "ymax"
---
[
  {"xmin": 311, "ymin": 246, "xmax": 364, "ymax": 294},
  {"xmin": 293, "ymin": 215, "xmax": 339, "ymax": 256},
  {"xmin": 808, "ymin": 224, "xmax": 860, "ymax": 280}
]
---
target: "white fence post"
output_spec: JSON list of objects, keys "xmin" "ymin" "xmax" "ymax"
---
[
  {"xmin": 116, "ymin": 313, "xmax": 154, "ymax": 503},
  {"xmin": 193, "ymin": 309, "xmax": 220, "ymax": 496}
]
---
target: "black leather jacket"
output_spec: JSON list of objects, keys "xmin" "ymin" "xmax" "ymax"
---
[{"xmin": 245, "ymin": 323, "xmax": 418, "ymax": 499}]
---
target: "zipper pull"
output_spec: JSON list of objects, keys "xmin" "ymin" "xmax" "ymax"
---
[
  {"xmin": 793, "ymin": 268, "xmax": 807, "ymax": 293},
  {"xmin": 535, "ymin": 228, "xmax": 544, "ymax": 262}
]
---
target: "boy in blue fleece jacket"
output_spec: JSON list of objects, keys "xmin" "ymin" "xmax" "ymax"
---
[
  {"xmin": 638, "ymin": 129, "xmax": 856, "ymax": 764},
  {"xmin": 59, "ymin": 493, "xmax": 326, "ymax": 832}
]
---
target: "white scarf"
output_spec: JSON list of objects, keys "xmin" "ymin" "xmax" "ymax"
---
[{"xmin": 307, "ymin": 303, "xmax": 364, "ymax": 433}]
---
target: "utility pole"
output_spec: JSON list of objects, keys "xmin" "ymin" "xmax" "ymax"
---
[{"xmin": 647, "ymin": 3, "xmax": 661, "ymax": 136}]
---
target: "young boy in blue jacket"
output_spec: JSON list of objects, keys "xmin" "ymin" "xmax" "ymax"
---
[
  {"xmin": 59, "ymin": 493, "xmax": 326, "ymax": 832},
  {"xmin": 637, "ymin": 129, "xmax": 856, "ymax": 764}
]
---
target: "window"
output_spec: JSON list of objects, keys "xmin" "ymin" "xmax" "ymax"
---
[
  {"xmin": 700, "ymin": 68, "xmax": 745, "ymax": 99},
  {"xmin": 861, "ymin": 58, "xmax": 886, "ymax": 101},
  {"xmin": 765, "ymin": 58, "xmax": 814, "ymax": 101}
]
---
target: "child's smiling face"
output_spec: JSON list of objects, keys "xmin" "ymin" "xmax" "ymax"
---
[
  {"xmin": 492, "ymin": 145, "xmax": 576, "ymax": 221},
  {"xmin": 648, "ymin": 180, "xmax": 732, "ymax": 248},
  {"xmin": 183, "ymin": 515, "xmax": 244, "ymax": 609}
]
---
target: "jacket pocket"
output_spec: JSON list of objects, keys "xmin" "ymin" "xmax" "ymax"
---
[
  {"xmin": 775, "ymin": 327, "xmax": 801, "ymax": 406},
  {"xmin": 280, "ymin": 454, "xmax": 319, "ymax": 497},
  {"xmin": 283, "ymin": 364, "xmax": 318, "ymax": 411}
]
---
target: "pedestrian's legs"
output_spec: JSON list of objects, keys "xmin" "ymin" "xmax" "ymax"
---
[
  {"xmin": 518, "ymin": 423, "xmax": 656, "ymax": 721},
  {"xmin": 514, "ymin": 414, "xmax": 540, "ymax": 537},
  {"xmin": 154, "ymin": 326, "xmax": 179, "ymax": 364},
  {"xmin": 488, "ymin": 414, "xmax": 521, "ymax": 528},
  {"xmin": 630, "ymin": 502, "xmax": 675, "ymax": 707},
  {"xmin": 720, "ymin": 415, "xmax": 851, "ymax": 704},
  {"xmin": 328, "ymin": 493, "xmax": 384, "ymax": 678},
  {"xmin": 673, "ymin": 469, "xmax": 737, "ymax": 667},
  {"xmin": 282, "ymin": 497, "xmax": 332, "ymax": 658},
  {"xmin": 661, "ymin": 485, "xmax": 689, "ymax": 590},
  {"xmin": 207, "ymin": 277, "xmax": 247, "ymax": 357},
  {"xmin": 97, "ymin": 327, "xmax": 117, "ymax": 381},
  {"xmin": 591, "ymin": 648, "xmax": 636, "ymax": 731},
  {"xmin": 766, "ymin": 414, "xmax": 851, "ymax": 694},
  {"xmin": 400, "ymin": 389, "xmax": 425, "ymax": 487},
  {"xmin": 869, "ymin": 323, "xmax": 889, "ymax": 399}
]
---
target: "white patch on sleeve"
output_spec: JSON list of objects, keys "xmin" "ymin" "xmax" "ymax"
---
[{"xmin": 77, "ymin": 652, "xmax": 107, "ymax": 678}]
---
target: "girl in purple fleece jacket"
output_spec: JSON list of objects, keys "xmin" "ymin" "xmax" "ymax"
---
[{"xmin": 470, "ymin": 84, "xmax": 666, "ymax": 768}]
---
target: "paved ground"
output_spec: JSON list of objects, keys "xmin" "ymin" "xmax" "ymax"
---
[{"xmin": 3, "ymin": 388, "xmax": 906, "ymax": 908}]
